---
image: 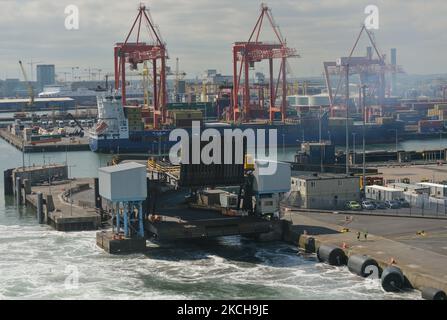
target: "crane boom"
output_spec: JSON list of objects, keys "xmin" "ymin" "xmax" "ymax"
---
[{"xmin": 18, "ymin": 60, "xmax": 34, "ymax": 106}]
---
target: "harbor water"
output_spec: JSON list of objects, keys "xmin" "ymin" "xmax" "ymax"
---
[{"xmin": 0, "ymin": 138, "xmax": 426, "ymax": 300}]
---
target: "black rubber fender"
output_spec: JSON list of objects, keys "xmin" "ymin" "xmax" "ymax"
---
[
  {"xmin": 347, "ymin": 255, "xmax": 380, "ymax": 278},
  {"xmin": 421, "ymin": 287, "xmax": 447, "ymax": 300},
  {"xmin": 381, "ymin": 266, "xmax": 405, "ymax": 292},
  {"xmin": 317, "ymin": 244, "xmax": 347, "ymax": 266}
]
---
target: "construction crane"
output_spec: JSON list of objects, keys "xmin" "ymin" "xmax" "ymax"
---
[
  {"xmin": 165, "ymin": 57, "xmax": 186, "ymax": 102},
  {"xmin": 173, "ymin": 58, "xmax": 186, "ymax": 101},
  {"xmin": 114, "ymin": 4, "xmax": 167, "ymax": 128},
  {"xmin": 232, "ymin": 4, "xmax": 299, "ymax": 123},
  {"xmin": 27, "ymin": 59, "xmax": 43, "ymax": 82},
  {"xmin": 19, "ymin": 60, "xmax": 34, "ymax": 106}
]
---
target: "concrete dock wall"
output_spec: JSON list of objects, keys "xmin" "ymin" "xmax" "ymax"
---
[{"xmin": 284, "ymin": 212, "xmax": 447, "ymax": 294}]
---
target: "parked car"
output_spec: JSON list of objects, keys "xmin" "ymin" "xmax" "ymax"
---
[
  {"xmin": 346, "ymin": 201, "xmax": 362, "ymax": 211},
  {"xmin": 385, "ymin": 200, "xmax": 401, "ymax": 209},
  {"xmin": 373, "ymin": 201, "xmax": 387, "ymax": 210},
  {"xmin": 398, "ymin": 199, "xmax": 411, "ymax": 208},
  {"xmin": 362, "ymin": 200, "xmax": 376, "ymax": 210}
]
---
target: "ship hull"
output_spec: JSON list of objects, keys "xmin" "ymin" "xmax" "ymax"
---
[{"xmin": 89, "ymin": 121, "xmax": 406, "ymax": 154}]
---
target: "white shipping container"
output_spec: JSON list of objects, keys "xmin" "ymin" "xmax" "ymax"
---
[
  {"xmin": 255, "ymin": 193, "xmax": 280, "ymax": 215},
  {"xmin": 98, "ymin": 162, "xmax": 147, "ymax": 201},
  {"xmin": 253, "ymin": 160, "xmax": 291, "ymax": 194},
  {"xmin": 417, "ymin": 182, "xmax": 447, "ymax": 198},
  {"xmin": 219, "ymin": 192, "xmax": 238, "ymax": 208},
  {"xmin": 365, "ymin": 185, "xmax": 403, "ymax": 201}
]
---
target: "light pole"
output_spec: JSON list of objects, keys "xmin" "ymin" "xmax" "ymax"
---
[
  {"xmin": 84, "ymin": 68, "xmax": 92, "ymax": 81},
  {"xmin": 68, "ymin": 164, "xmax": 77, "ymax": 216},
  {"xmin": 282, "ymin": 133, "xmax": 285, "ymax": 155},
  {"xmin": 440, "ymin": 131, "xmax": 443, "ymax": 162},
  {"xmin": 352, "ymin": 132, "xmax": 357, "ymax": 166},
  {"xmin": 22, "ymin": 140, "xmax": 25, "ymax": 171},
  {"xmin": 319, "ymin": 106, "xmax": 322, "ymax": 143},
  {"xmin": 362, "ymin": 85, "xmax": 367, "ymax": 198},
  {"xmin": 47, "ymin": 156, "xmax": 52, "ymax": 194},
  {"xmin": 394, "ymin": 129, "xmax": 398, "ymax": 153},
  {"xmin": 345, "ymin": 63, "xmax": 350, "ymax": 175},
  {"xmin": 72, "ymin": 67, "xmax": 79, "ymax": 82}
]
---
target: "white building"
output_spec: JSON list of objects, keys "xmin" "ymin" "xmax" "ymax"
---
[
  {"xmin": 417, "ymin": 182, "xmax": 447, "ymax": 198},
  {"xmin": 365, "ymin": 185, "xmax": 403, "ymax": 201},
  {"xmin": 291, "ymin": 173, "xmax": 360, "ymax": 210},
  {"xmin": 253, "ymin": 160, "xmax": 291, "ymax": 215},
  {"xmin": 387, "ymin": 183, "xmax": 430, "ymax": 195}
]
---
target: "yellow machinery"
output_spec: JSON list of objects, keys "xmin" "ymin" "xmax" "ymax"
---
[{"xmin": 244, "ymin": 154, "xmax": 255, "ymax": 171}]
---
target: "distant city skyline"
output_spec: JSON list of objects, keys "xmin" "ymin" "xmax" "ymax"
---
[{"xmin": 1, "ymin": 0, "xmax": 446, "ymax": 81}]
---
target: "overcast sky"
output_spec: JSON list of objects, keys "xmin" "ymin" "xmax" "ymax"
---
[{"xmin": 1, "ymin": 0, "xmax": 446, "ymax": 81}]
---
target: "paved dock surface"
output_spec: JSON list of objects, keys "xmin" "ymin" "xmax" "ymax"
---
[
  {"xmin": 26, "ymin": 178, "xmax": 100, "ymax": 231},
  {"xmin": 144, "ymin": 189, "xmax": 280, "ymax": 241},
  {"xmin": 286, "ymin": 210, "xmax": 447, "ymax": 293},
  {"xmin": 0, "ymin": 128, "xmax": 90, "ymax": 152},
  {"xmin": 376, "ymin": 163, "xmax": 447, "ymax": 182}
]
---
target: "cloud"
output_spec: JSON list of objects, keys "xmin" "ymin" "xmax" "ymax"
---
[{"xmin": 0, "ymin": 0, "xmax": 445, "ymax": 80}]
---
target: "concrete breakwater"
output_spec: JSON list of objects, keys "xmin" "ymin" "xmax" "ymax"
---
[
  {"xmin": 283, "ymin": 210, "xmax": 447, "ymax": 299},
  {"xmin": 5, "ymin": 165, "xmax": 102, "ymax": 231}
]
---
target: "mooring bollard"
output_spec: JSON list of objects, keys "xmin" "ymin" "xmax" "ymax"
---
[
  {"xmin": 36, "ymin": 192, "xmax": 44, "ymax": 224},
  {"xmin": 94, "ymin": 178, "xmax": 102, "ymax": 209},
  {"xmin": 3, "ymin": 169, "xmax": 14, "ymax": 196},
  {"xmin": 23, "ymin": 179, "xmax": 31, "ymax": 195},
  {"xmin": 46, "ymin": 194, "xmax": 55, "ymax": 212},
  {"xmin": 15, "ymin": 177, "xmax": 22, "ymax": 205}
]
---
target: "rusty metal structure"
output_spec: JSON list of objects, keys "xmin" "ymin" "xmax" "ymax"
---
[
  {"xmin": 232, "ymin": 4, "xmax": 299, "ymax": 123},
  {"xmin": 114, "ymin": 4, "xmax": 167, "ymax": 128}
]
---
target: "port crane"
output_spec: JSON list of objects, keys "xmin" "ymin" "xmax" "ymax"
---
[
  {"xmin": 323, "ymin": 25, "xmax": 404, "ymax": 116},
  {"xmin": 232, "ymin": 4, "xmax": 299, "ymax": 123},
  {"xmin": 18, "ymin": 60, "xmax": 34, "ymax": 106},
  {"xmin": 114, "ymin": 4, "xmax": 167, "ymax": 129}
]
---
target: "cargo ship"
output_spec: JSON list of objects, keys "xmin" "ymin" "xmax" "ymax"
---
[{"xmin": 89, "ymin": 95, "xmax": 411, "ymax": 154}]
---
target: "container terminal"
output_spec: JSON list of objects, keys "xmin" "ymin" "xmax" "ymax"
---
[
  {"xmin": 1, "ymin": 4, "xmax": 447, "ymax": 155},
  {"xmin": 2, "ymin": 3, "xmax": 447, "ymax": 301}
]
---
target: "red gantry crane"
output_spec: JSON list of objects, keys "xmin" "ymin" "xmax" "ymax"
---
[
  {"xmin": 114, "ymin": 4, "xmax": 167, "ymax": 128},
  {"xmin": 232, "ymin": 4, "xmax": 299, "ymax": 123}
]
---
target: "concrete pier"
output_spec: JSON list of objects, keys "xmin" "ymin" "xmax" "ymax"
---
[
  {"xmin": 284, "ymin": 210, "xmax": 447, "ymax": 294},
  {"xmin": 145, "ymin": 215, "xmax": 280, "ymax": 241},
  {"xmin": 0, "ymin": 128, "xmax": 90, "ymax": 153},
  {"xmin": 96, "ymin": 231, "xmax": 147, "ymax": 254},
  {"xmin": 24, "ymin": 178, "xmax": 101, "ymax": 231}
]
